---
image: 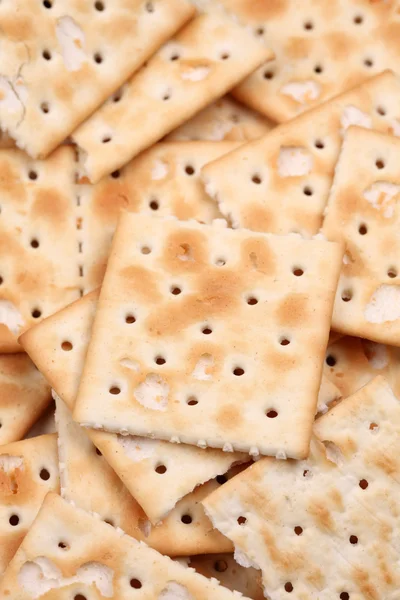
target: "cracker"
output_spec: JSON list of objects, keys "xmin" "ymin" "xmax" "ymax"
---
[
  {"xmin": 189, "ymin": 553, "xmax": 264, "ymax": 599},
  {"xmin": 77, "ymin": 141, "xmax": 237, "ymax": 293},
  {"xmin": 0, "ymin": 0, "xmax": 195, "ymax": 158},
  {"xmin": 0, "ymin": 434, "xmax": 59, "ymax": 576},
  {"xmin": 20, "ymin": 291, "xmax": 245, "ymax": 525},
  {"xmin": 208, "ymin": 0, "xmax": 400, "ymax": 123},
  {"xmin": 324, "ymin": 336, "xmax": 376, "ymax": 399},
  {"xmin": 24, "ymin": 402, "xmax": 56, "ymax": 439},
  {"xmin": 74, "ymin": 213, "xmax": 342, "ymax": 458},
  {"xmin": 202, "ymin": 71, "xmax": 400, "ymax": 237},
  {"xmin": 0, "ymin": 492, "xmax": 248, "ymax": 600},
  {"xmin": 0, "ymin": 146, "xmax": 79, "ymax": 352},
  {"xmin": 0, "ymin": 354, "xmax": 51, "ymax": 445},
  {"xmin": 323, "ymin": 126, "xmax": 400, "ymax": 345},
  {"xmin": 72, "ymin": 14, "xmax": 273, "ymax": 182},
  {"xmin": 204, "ymin": 378, "xmax": 400, "ymax": 598},
  {"xmin": 166, "ymin": 96, "xmax": 274, "ymax": 142}
]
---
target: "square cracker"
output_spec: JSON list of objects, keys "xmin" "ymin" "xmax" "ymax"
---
[
  {"xmin": 20, "ymin": 291, "xmax": 245, "ymax": 525},
  {"xmin": 72, "ymin": 13, "xmax": 273, "ymax": 182},
  {"xmin": 74, "ymin": 213, "xmax": 342, "ymax": 458},
  {"xmin": 202, "ymin": 71, "xmax": 400, "ymax": 237},
  {"xmin": 166, "ymin": 96, "xmax": 274, "ymax": 142},
  {"xmin": 77, "ymin": 141, "xmax": 237, "ymax": 293},
  {"xmin": 0, "ymin": 146, "xmax": 79, "ymax": 352},
  {"xmin": 54, "ymin": 392, "xmax": 232, "ymax": 556},
  {"xmin": 0, "ymin": 0, "xmax": 194, "ymax": 158},
  {"xmin": 0, "ymin": 354, "xmax": 51, "ymax": 445},
  {"xmin": 0, "ymin": 492, "xmax": 248, "ymax": 600},
  {"xmin": 323, "ymin": 126, "xmax": 400, "ymax": 345},
  {"xmin": 203, "ymin": 378, "xmax": 400, "ymax": 599},
  {"xmin": 211, "ymin": 0, "xmax": 400, "ymax": 123},
  {"xmin": 0, "ymin": 434, "xmax": 59, "ymax": 576}
]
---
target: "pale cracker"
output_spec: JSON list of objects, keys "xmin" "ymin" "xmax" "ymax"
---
[
  {"xmin": 74, "ymin": 213, "xmax": 342, "ymax": 458},
  {"xmin": 20, "ymin": 291, "xmax": 245, "ymax": 525},
  {"xmin": 211, "ymin": 0, "xmax": 400, "ymax": 123},
  {"xmin": 0, "ymin": 492, "xmax": 248, "ymax": 599},
  {"xmin": 0, "ymin": 146, "xmax": 79, "ymax": 352},
  {"xmin": 77, "ymin": 141, "xmax": 237, "ymax": 293},
  {"xmin": 0, "ymin": 434, "xmax": 59, "ymax": 576},
  {"xmin": 166, "ymin": 96, "xmax": 274, "ymax": 142},
  {"xmin": 0, "ymin": 354, "xmax": 51, "ymax": 445},
  {"xmin": 73, "ymin": 13, "xmax": 273, "ymax": 182},
  {"xmin": 204, "ymin": 379, "xmax": 400, "ymax": 598},
  {"xmin": 202, "ymin": 71, "xmax": 400, "ymax": 237},
  {"xmin": 54, "ymin": 392, "xmax": 232, "ymax": 556},
  {"xmin": 323, "ymin": 126, "xmax": 400, "ymax": 345},
  {"xmin": 189, "ymin": 553, "xmax": 264, "ymax": 599},
  {"xmin": 0, "ymin": 0, "xmax": 194, "ymax": 158}
]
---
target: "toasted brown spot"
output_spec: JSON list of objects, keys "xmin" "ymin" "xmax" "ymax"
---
[
  {"xmin": 261, "ymin": 523, "xmax": 305, "ymax": 572},
  {"xmin": 91, "ymin": 182, "xmax": 131, "ymax": 224},
  {"xmin": 120, "ymin": 266, "xmax": 162, "ymax": 303},
  {"xmin": 284, "ymin": 37, "xmax": 312, "ymax": 59},
  {"xmin": 31, "ymin": 188, "xmax": 70, "ymax": 224},
  {"xmin": 160, "ymin": 229, "xmax": 208, "ymax": 273},
  {"xmin": 241, "ymin": 238, "xmax": 276, "ymax": 276},
  {"xmin": 215, "ymin": 404, "xmax": 241, "ymax": 430},
  {"xmin": 242, "ymin": 203, "xmax": 277, "ymax": 233},
  {"xmin": 371, "ymin": 451, "xmax": 398, "ymax": 476},
  {"xmin": 352, "ymin": 566, "xmax": 380, "ymax": 600},
  {"xmin": 325, "ymin": 32, "xmax": 355, "ymax": 60},
  {"xmin": 308, "ymin": 499, "xmax": 334, "ymax": 531},
  {"xmin": 0, "ymin": 160, "xmax": 26, "ymax": 204},
  {"xmin": 275, "ymin": 293, "xmax": 309, "ymax": 327}
]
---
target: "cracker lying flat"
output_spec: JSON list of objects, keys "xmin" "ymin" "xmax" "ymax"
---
[
  {"xmin": 202, "ymin": 71, "xmax": 400, "ymax": 237},
  {"xmin": 0, "ymin": 146, "xmax": 79, "ymax": 351},
  {"xmin": 74, "ymin": 213, "xmax": 342, "ymax": 458},
  {"xmin": 0, "ymin": 354, "xmax": 51, "ymax": 445},
  {"xmin": 204, "ymin": 377, "xmax": 400, "ymax": 599},
  {"xmin": 0, "ymin": 0, "xmax": 194, "ymax": 158},
  {"xmin": 209, "ymin": 0, "xmax": 400, "ymax": 123},
  {"xmin": 20, "ymin": 291, "xmax": 245, "ymax": 525},
  {"xmin": 323, "ymin": 127, "xmax": 400, "ymax": 345},
  {"xmin": 77, "ymin": 141, "xmax": 236, "ymax": 293},
  {"xmin": 0, "ymin": 434, "xmax": 59, "ymax": 576},
  {"xmin": 167, "ymin": 96, "xmax": 274, "ymax": 142},
  {"xmin": 190, "ymin": 554, "xmax": 264, "ymax": 599},
  {"xmin": 0, "ymin": 493, "xmax": 247, "ymax": 600},
  {"xmin": 73, "ymin": 14, "xmax": 273, "ymax": 182}
]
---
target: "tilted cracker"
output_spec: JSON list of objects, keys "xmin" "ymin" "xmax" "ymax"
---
[
  {"xmin": 74, "ymin": 213, "xmax": 342, "ymax": 458},
  {"xmin": 202, "ymin": 71, "xmax": 400, "ymax": 237},
  {"xmin": 0, "ymin": 0, "xmax": 194, "ymax": 158},
  {"xmin": 323, "ymin": 126, "xmax": 400, "ymax": 345},
  {"xmin": 0, "ymin": 146, "xmax": 79, "ymax": 352},
  {"xmin": 0, "ymin": 354, "xmax": 51, "ymax": 445},
  {"xmin": 77, "ymin": 141, "xmax": 237, "ymax": 293},
  {"xmin": 324, "ymin": 336, "xmax": 374, "ymax": 399},
  {"xmin": 189, "ymin": 554, "xmax": 264, "ymax": 599},
  {"xmin": 20, "ymin": 291, "xmax": 245, "ymax": 524},
  {"xmin": 0, "ymin": 434, "xmax": 59, "ymax": 576},
  {"xmin": 0, "ymin": 493, "xmax": 248, "ymax": 600},
  {"xmin": 73, "ymin": 14, "xmax": 273, "ymax": 182},
  {"xmin": 210, "ymin": 0, "xmax": 400, "ymax": 123},
  {"xmin": 204, "ymin": 380, "xmax": 400, "ymax": 598},
  {"xmin": 317, "ymin": 374, "xmax": 341, "ymax": 416},
  {"xmin": 167, "ymin": 96, "xmax": 274, "ymax": 142}
]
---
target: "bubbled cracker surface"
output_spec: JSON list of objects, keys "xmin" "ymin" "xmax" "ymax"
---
[
  {"xmin": 20, "ymin": 291, "xmax": 245, "ymax": 525},
  {"xmin": 74, "ymin": 213, "xmax": 342, "ymax": 458},
  {"xmin": 323, "ymin": 126, "xmax": 400, "ymax": 345},
  {"xmin": 73, "ymin": 13, "xmax": 273, "ymax": 182},
  {"xmin": 0, "ymin": 0, "xmax": 194, "ymax": 158},
  {"xmin": 204, "ymin": 378, "xmax": 400, "ymax": 599},
  {"xmin": 202, "ymin": 70, "xmax": 400, "ymax": 238}
]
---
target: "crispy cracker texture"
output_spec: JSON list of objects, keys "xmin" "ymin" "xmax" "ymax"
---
[{"xmin": 74, "ymin": 213, "xmax": 342, "ymax": 459}]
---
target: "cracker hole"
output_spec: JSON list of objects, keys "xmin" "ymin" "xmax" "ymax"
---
[
  {"xmin": 28, "ymin": 170, "xmax": 38, "ymax": 180},
  {"xmin": 111, "ymin": 170, "xmax": 120, "ymax": 178},
  {"xmin": 40, "ymin": 468, "xmax": 50, "ymax": 481},
  {"xmin": 109, "ymin": 386, "xmax": 121, "ymax": 395},
  {"xmin": 185, "ymin": 165, "xmax": 195, "ymax": 176},
  {"xmin": 171, "ymin": 286, "xmax": 182, "ymax": 295},
  {"xmin": 375, "ymin": 158, "xmax": 385, "ymax": 169},
  {"xmin": 94, "ymin": 52, "xmax": 103, "ymax": 64},
  {"xmin": 255, "ymin": 26, "xmax": 265, "ymax": 36},
  {"xmin": 162, "ymin": 92, "xmax": 171, "ymax": 101},
  {"xmin": 61, "ymin": 341, "xmax": 73, "ymax": 351},
  {"xmin": 40, "ymin": 102, "xmax": 50, "ymax": 114},
  {"xmin": 102, "ymin": 135, "xmax": 112, "ymax": 144},
  {"xmin": 364, "ymin": 58, "xmax": 373, "ymax": 68},
  {"xmin": 214, "ymin": 559, "xmax": 228, "ymax": 572},
  {"xmin": 181, "ymin": 514, "xmax": 192, "ymax": 524},
  {"xmin": 358, "ymin": 223, "xmax": 368, "ymax": 235},
  {"xmin": 95, "ymin": 448, "xmax": 102, "ymax": 456},
  {"xmin": 237, "ymin": 516, "xmax": 247, "ymax": 525},
  {"xmin": 58, "ymin": 541, "xmax": 69, "ymax": 550},
  {"xmin": 388, "ymin": 267, "xmax": 397, "ymax": 278},
  {"xmin": 326, "ymin": 355, "xmax": 336, "ymax": 367},
  {"xmin": 95, "ymin": 0, "xmax": 104, "ymax": 10},
  {"xmin": 340, "ymin": 594, "xmax": 350, "ymax": 600},
  {"xmin": 266, "ymin": 409, "xmax": 278, "ymax": 418},
  {"xmin": 263, "ymin": 70, "xmax": 274, "ymax": 80},
  {"xmin": 252, "ymin": 174, "xmax": 262, "ymax": 185},
  {"xmin": 0, "ymin": 421, "xmax": 3, "ymax": 429},
  {"xmin": 216, "ymin": 474, "xmax": 227, "ymax": 485},
  {"xmin": 155, "ymin": 464, "xmax": 167, "ymax": 474},
  {"xmin": 32, "ymin": 309, "xmax": 42, "ymax": 319},
  {"xmin": 202, "ymin": 326, "xmax": 212, "ymax": 335},
  {"xmin": 369, "ymin": 422, "xmax": 379, "ymax": 431},
  {"xmin": 247, "ymin": 296, "xmax": 258, "ymax": 305},
  {"xmin": 113, "ymin": 91, "xmax": 123, "ymax": 103},
  {"xmin": 303, "ymin": 20, "xmax": 314, "ymax": 30},
  {"xmin": 359, "ymin": 479, "xmax": 368, "ymax": 489},
  {"xmin": 294, "ymin": 526, "xmax": 303, "ymax": 535},
  {"xmin": 9, "ymin": 514, "xmax": 19, "ymax": 526},
  {"xmin": 141, "ymin": 246, "xmax": 151, "ymax": 254},
  {"xmin": 155, "ymin": 356, "xmax": 166, "ymax": 365},
  {"xmin": 149, "ymin": 199, "xmax": 159, "ymax": 211},
  {"xmin": 220, "ymin": 52, "xmax": 230, "ymax": 60},
  {"xmin": 280, "ymin": 337, "xmax": 290, "ymax": 346},
  {"xmin": 341, "ymin": 289, "xmax": 353, "ymax": 302},
  {"xmin": 0, "ymin": 276, "xmax": 3, "ymax": 285},
  {"xmin": 125, "ymin": 314, "xmax": 136, "ymax": 324},
  {"xmin": 303, "ymin": 186, "xmax": 313, "ymax": 196},
  {"xmin": 130, "ymin": 579, "xmax": 142, "ymax": 589},
  {"xmin": 349, "ymin": 535, "xmax": 358, "ymax": 545},
  {"xmin": 353, "ymin": 14, "xmax": 363, "ymax": 24},
  {"xmin": 187, "ymin": 396, "xmax": 198, "ymax": 406},
  {"xmin": 314, "ymin": 64, "xmax": 323, "ymax": 74},
  {"xmin": 43, "ymin": 0, "xmax": 52, "ymax": 7},
  {"xmin": 376, "ymin": 106, "xmax": 386, "ymax": 116},
  {"xmin": 285, "ymin": 583, "xmax": 294, "ymax": 593},
  {"xmin": 170, "ymin": 53, "xmax": 180, "ymax": 61},
  {"xmin": 233, "ymin": 367, "xmax": 245, "ymax": 376},
  {"xmin": 75, "ymin": 596, "xmax": 87, "ymax": 600},
  {"xmin": 303, "ymin": 469, "xmax": 310, "ymax": 477},
  {"xmin": 292, "ymin": 267, "xmax": 304, "ymax": 276},
  {"xmin": 315, "ymin": 139, "xmax": 324, "ymax": 149},
  {"xmin": 215, "ymin": 258, "xmax": 226, "ymax": 266},
  {"xmin": 30, "ymin": 238, "xmax": 39, "ymax": 248},
  {"xmin": 145, "ymin": 1, "xmax": 154, "ymax": 12}
]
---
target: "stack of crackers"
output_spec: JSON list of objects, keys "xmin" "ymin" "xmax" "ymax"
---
[{"xmin": 1, "ymin": 1, "xmax": 400, "ymax": 598}]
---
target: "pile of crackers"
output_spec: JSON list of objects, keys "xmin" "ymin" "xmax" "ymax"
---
[{"xmin": 1, "ymin": 1, "xmax": 400, "ymax": 598}]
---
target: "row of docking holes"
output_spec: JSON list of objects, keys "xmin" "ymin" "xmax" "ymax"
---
[{"xmin": 42, "ymin": 0, "xmax": 155, "ymax": 12}]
